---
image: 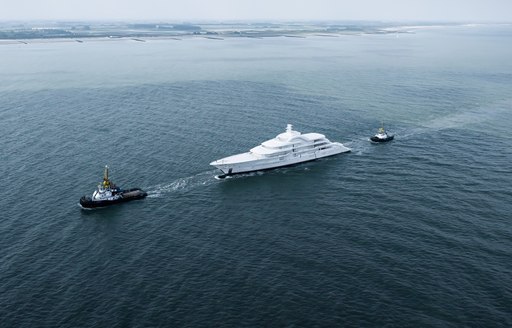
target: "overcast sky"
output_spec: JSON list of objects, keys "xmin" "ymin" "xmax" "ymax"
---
[{"xmin": 2, "ymin": 0, "xmax": 512, "ymax": 22}]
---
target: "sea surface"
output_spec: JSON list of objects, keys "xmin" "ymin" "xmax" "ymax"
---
[{"xmin": 1, "ymin": 25, "xmax": 512, "ymax": 327}]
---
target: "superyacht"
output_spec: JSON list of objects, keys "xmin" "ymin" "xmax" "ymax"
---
[{"xmin": 210, "ymin": 124, "xmax": 350, "ymax": 177}]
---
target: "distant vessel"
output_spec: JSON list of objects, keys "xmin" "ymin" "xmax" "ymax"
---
[
  {"xmin": 79, "ymin": 166, "xmax": 147, "ymax": 209},
  {"xmin": 210, "ymin": 124, "xmax": 350, "ymax": 177},
  {"xmin": 370, "ymin": 125, "xmax": 394, "ymax": 143}
]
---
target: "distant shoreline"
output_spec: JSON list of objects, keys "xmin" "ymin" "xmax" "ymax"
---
[
  {"xmin": 2, "ymin": 22, "xmax": 509, "ymax": 45},
  {"xmin": 2, "ymin": 21, "xmax": 502, "ymax": 44}
]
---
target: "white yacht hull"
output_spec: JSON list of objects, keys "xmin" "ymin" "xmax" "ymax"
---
[{"xmin": 211, "ymin": 142, "xmax": 350, "ymax": 175}]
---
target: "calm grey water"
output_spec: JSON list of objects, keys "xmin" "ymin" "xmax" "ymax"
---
[{"xmin": 1, "ymin": 26, "xmax": 512, "ymax": 327}]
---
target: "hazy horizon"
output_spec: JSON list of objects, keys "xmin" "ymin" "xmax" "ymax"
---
[{"xmin": 2, "ymin": 0, "xmax": 512, "ymax": 23}]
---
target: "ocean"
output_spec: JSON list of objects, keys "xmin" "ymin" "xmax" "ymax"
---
[{"xmin": 1, "ymin": 25, "xmax": 511, "ymax": 327}]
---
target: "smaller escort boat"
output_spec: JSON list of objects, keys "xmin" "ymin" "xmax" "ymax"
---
[
  {"xmin": 370, "ymin": 125, "xmax": 394, "ymax": 143},
  {"xmin": 79, "ymin": 165, "xmax": 147, "ymax": 209}
]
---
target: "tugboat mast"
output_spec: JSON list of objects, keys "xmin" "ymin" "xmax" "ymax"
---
[{"xmin": 103, "ymin": 165, "xmax": 110, "ymax": 188}]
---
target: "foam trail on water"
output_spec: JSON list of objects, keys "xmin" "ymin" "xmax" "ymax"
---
[
  {"xmin": 403, "ymin": 99, "xmax": 512, "ymax": 138},
  {"xmin": 145, "ymin": 170, "xmax": 219, "ymax": 198},
  {"xmin": 344, "ymin": 137, "xmax": 374, "ymax": 155}
]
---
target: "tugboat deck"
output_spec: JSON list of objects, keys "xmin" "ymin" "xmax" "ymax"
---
[{"xmin": 121, "ymin": 189, "xmax": 146, "ymax": 198}]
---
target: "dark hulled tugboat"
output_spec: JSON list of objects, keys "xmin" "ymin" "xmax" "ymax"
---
[
  {"xmin": 79, "ymin": 165, "xmax": 147, "ymax": 209},
  {"xmin": 370, "ymin": 125, "xmax": 394, "ymax": 143}
]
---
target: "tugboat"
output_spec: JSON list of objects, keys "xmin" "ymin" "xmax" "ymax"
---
[
  {"xmin": 79, "ymin": 165, "xmax": 147, "ymax": 209},
  {"xmin": 370, "ymin": 124, "xmax": 394, "ymax": 143}
]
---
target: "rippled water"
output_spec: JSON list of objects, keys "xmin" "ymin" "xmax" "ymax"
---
[{"xmin": 1, "ymin": 26, "xmax": 512, "ymax": 327}]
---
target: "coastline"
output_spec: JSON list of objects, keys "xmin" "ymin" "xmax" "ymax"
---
[{"xmin": 0, "ymin": 21, "xmax": 459, "ymax": 45}]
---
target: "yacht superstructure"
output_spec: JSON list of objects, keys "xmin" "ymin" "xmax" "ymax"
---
[{"xmin": 210, "ymin": 124, "xmax": 350, "ymax": 176}]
